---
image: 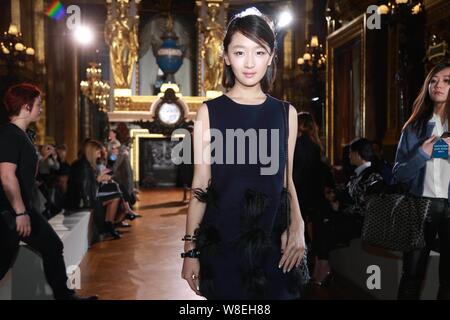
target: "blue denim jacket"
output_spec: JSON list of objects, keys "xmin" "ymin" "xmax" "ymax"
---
[{"xmin": 392, "ymin": 123, "xmax": 450, "ymax": 204}]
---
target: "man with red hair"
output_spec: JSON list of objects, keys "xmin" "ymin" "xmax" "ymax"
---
[{"xmin": 0, "ymin": 83, "xmax": 98, "ymax": 300}]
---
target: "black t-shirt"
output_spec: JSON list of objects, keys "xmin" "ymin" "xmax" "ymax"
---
[{"xmin": 0, "ymin": 123, "xmax": 38, "ymax": 212}]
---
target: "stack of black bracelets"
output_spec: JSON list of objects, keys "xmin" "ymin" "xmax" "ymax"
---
[{"xmin": 181, "ymin": 234, "xmax": 200, "ymax": 258}]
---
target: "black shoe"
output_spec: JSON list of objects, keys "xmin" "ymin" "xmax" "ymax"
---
[
  {"xmin": 109, "ymin": 229, "xmax": 122, "ymax": 239},
  {"xmin": 125, "ymin": 212, "xmax": 142, "ymax": 221},
  {"xmin": 105, "ymin": 222, "xmax": 121, "ymax": 240}
]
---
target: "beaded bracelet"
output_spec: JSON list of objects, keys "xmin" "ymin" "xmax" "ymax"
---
[
  {"xmin": 181, "ymin": 248, "xmax": 200, "ymax": 259},
  {"xmin": 182, "ymin": 234, "xmax": 197, "ymax": 242}
]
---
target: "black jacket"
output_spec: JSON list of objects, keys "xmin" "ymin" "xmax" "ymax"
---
[{"xmin": 66, "ymin": 157, "xmax": 98, "ymax": 209}]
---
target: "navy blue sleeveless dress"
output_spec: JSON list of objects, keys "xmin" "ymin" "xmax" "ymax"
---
[{"xmin": 193, "ymin": 94, "xmax": 306, "ymax": 300}]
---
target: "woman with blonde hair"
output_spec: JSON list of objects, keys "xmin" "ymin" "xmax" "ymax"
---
[{"xmin": 66, "ymin": 139, "xmax": 121, "ymax": 239}]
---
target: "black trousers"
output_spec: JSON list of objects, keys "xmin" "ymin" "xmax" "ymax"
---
[
  {"xmin": 0, "ymin": 210, "xmax": 73, "ymax": 299},
  {"xmin": 398, "ymin": 198, "xmax": 450, "ymax": 300}
]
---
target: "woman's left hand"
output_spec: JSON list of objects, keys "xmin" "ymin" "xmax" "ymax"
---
[{"xmin": 279, "ymin": 224, "xmax": 305, "ymax": 273}]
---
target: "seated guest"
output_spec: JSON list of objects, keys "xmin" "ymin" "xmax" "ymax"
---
[
  {"xmin": 98, "ymin": 145, "xmax": 139, "ymax": 227},
  {"xmin": 371, "ymin": 140, "xmax": 393, "ymax": 185},
  {"xmin": 107, "ymin": 140, "xmax": 140, "ymax": 217},
  {"xmin": 38, "ymin": 143, "xmax": 60, "ymax": 185},
  {"xmin": 55, "ymin": 144, "xmax": 71, "ymax": 192},
  {"xmin": 66, "ymin": 140, "xmax": 121, "ymax": 239},
  {"xmin": 311, "ymin": 138, "xmax": 383, "ymax": 286}
]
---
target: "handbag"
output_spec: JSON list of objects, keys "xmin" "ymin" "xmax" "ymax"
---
[
  {"xmin": 281, "ymin": 102, "xmax": 310, "ymax": 285},
  {"xmin": 97, "ymin": 181, "xmax": 122, "ymax": 198},
  {"xmin": 361, "ymin": 183, "xmax": 432, "ymax": 252}
]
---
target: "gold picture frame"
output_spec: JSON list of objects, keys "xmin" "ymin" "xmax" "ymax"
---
[{"xmin": 326, "ymin": 14, "xmax": 366, "ymax": 165}]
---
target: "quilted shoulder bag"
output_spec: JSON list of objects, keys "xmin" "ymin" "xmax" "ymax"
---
[{"xmin": 362, "ymin": 183, "xmax": 432, "ymax": 252}]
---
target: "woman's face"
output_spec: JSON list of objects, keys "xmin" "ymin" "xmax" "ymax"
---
[
  {"xmin": 109, "ymin": 130, "xmax": 117, "ymax": 141},
  {"xmin": 224, "ymin": 32, "xmax": 274, "ymax": 89},
  {"xmin": 95, "ymin": 149, "xmax": 101, "ymax": 159},
  {"xmin": 428, "ymin": 67, "xmax": 450, "ymax": 104},
  {"xmin": 111, "ymin": 145, "xmax": 120, "ymax": 156}
]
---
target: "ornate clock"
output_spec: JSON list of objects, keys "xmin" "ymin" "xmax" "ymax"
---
[{"xmin": 135, "ymin": 88, "xmax": 193, "ymax": 135}]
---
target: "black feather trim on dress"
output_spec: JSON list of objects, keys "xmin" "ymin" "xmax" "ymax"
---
[
  {"xmin": 195, "ymin": 223, "xmax": 221, "ymax": 299},
  {"xmin": 192, "ymin": 179, "xmax": 218, "ymax": 208},
  {"xmin": 236, "ymin": 188, "xmax": 272, "ymax": 298}
]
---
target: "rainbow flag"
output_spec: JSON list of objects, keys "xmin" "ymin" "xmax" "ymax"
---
[{"xmin": 46, "ymin": 1, "xmax": 65, "ymax": 20}]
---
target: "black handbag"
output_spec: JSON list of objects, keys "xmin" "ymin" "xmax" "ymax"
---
[
  {"xmin": 361, "ymin": 183, "xmax": 432, "ymax": 252},
  {"xmin": 281, "ymin": 102, "xmax": 310, "ymax": 285}
]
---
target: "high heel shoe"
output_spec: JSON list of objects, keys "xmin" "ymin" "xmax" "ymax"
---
[
  {"xmin": 105, "ymin": 222, "xmax": 121, "ymax": 240},
  {"xmin": 125, "ymin": 212, "xmax": 142, "ymax": 221}
]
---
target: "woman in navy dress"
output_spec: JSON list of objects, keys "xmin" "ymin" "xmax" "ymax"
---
[{"xmin": 181, "ymin": 8, "xmax": 307, "ymax": 299}]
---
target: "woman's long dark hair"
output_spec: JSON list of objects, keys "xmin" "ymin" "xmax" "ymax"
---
[
  {"xmin": 403, "ymin": 61, "xmax": 450, "ymax": 136},
  {"xmin": 297, "ymin": 112, "xmax": 323, "ymax": 152},
  {"xmin": 222, "ymin": 12, "xmax": 277, "ymax": 92}
]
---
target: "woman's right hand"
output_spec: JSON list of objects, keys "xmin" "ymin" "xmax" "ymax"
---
[
  {"xmin": 16, "ymin": 214, "xmax": 31, "ymax": 238},
  {"xmin": 97, "ymin": 173, "xmax": 111, "ymax": 183},
  {"xmin": 181, "ymin": 257, "xmax": 202, "ymax": 296},
  {"xmin": 421, "ymin": 135, "xmax": 437, "ymax": 157},
  {"xmin": 101, "ymin": 168, "xmax": 111, "ymax": 176}
]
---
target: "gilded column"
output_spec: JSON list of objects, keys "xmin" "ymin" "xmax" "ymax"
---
[
  {"xmin": 105, "ymin": 0, "xmax": 140, "ymax": 110},
  {"xmin": 11, "ymin": 0, "xmax": 20, "ymax": 32},
  {"xmin": 34, "ymin": 0, "xmax": 46, "ymax": 145},
  {"xmin": 196, "ymin": 0, "xmax": 227, "ymax": 96},
  {"xmin": 64, "ymin": 40, "xmax": 79, "ymax": 163}
]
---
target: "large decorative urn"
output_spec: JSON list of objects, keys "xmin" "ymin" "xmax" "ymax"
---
[{"xmin": 155, "ymin": 15, "xmax": 184, "ymax": 84}]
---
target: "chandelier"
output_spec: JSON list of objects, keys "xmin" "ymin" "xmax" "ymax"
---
[
  {"xmin": 0, "ymin": 23, "xmax": 35, "ymax": 65},
  {"xmin": 80, "ymin": 62, "xmax": 111, "ymax": 112},
  {"xmin": 377, "ymin": 0, "xmax": 423, "ymax": 17},
  {"xmin": 297, "ymin": 35, "xmax": 326, "ymax": 73}
]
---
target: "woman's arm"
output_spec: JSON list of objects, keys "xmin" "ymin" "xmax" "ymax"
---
[
  {"xmin": 286, "ymin": 105, "xmax": 304, "ymax": 234},
  {"xmin": 181, "ymin": 103, "xmax": 211, "ymax": 296},
  {"xmin": 279, "ymin": 104, "xmax": 306, "ymax": 274},
  {"xmin": 184, "ymin": 103, "xmax": 212, "ymax": 252},
  {"xmin": 0, "ymin": 162, "xmax": 31, "ymax": 237},
  {"xmin": 392, "ymin": 128, "xmax": 434, "ymax": 184},
  {"xmin": 0, "ymin": 163, "xmax": 26, "ymax": 214}
]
